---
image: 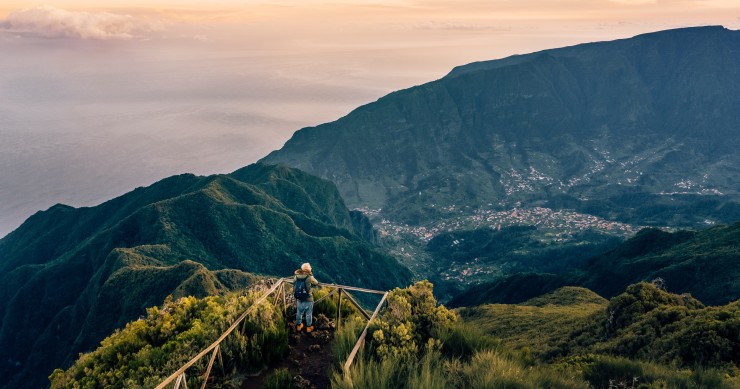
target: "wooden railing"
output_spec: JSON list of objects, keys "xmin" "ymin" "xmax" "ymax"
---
[{"xmin": 155, "ymin": 277, "xmax": 388, "ymax": 389}]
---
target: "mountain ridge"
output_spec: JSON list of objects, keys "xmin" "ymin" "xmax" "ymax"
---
[
  {"xmin": 262, "ymin": 26, "xmax": 740, "ymax": 226},
  {"xmin": 0, "ymin": 163, "xmax": 412, "ymax": 389}
]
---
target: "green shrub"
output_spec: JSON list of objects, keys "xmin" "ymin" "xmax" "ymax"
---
[
  {"xmin": 335, "ymin": 349, "xmax": 588, "ymax": 389},
  {"xmin": 580, "ymin": 355, "xmax": 735, "ymax": 389},
  {"xmin": 605, "ymin": 283, "xmax": 704, "ymax": 334},
  {"xmin": 367, "ymin": 281, "xmax": 457, "ymax": 360},
  {"xmin": 406, "ymin": 351, "xmax": 449, "ymax": 389},
  {"xmin": 440, "ymin": 323, "xmax": 500, "ymax": 360},
  {"xmin": 332, "ymin": 316, "xmax": 365, "ymax": 366},
  {"xmin": 263, "ymin": 368, "xmax": 293, "ymax": 389},
  {"xmin": 313, "ymin": 287, "xmax": 361, "ymax": 319},
  {"xmin": 333, "ymin": 282, "xmax": 588, "ymax": 389},
  {"xmin": 333, "ymin": 350, "xmax": 451, "ymax": 389},
  {"xmin": 447, "ymin": 350, "xmax": 588, "ymax": 389},
  {"xmin": 332, "ymin": 354, "xmax": 406, "ymax": 389},
  {"xmin": 49, "ymin": 288, "xmax": 288, "ymax": 388}
]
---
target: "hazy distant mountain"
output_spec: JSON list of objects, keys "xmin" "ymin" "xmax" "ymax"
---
[
  {"xmin": 0, "ymin": 163, "xmax": 411, "ymax": 389},
  {"xmin": 262, "ymin": 26, "xmax": 740, "ymax": 226}
]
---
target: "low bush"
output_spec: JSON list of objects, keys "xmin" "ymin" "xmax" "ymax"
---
[
  {"xmin": 263, "ymin": 368, "xmax": 293, "ymax": 389},
  {"xmin": 439, "ymin": 323, "xmax": 500, "ymax": 360},
  {"xmin": 576, "ymin": 355, "xmax": 735, "ymax": 389},
  {"xmin": 49, "ymin": 288, "xmax": 288, "ymax": 388}
]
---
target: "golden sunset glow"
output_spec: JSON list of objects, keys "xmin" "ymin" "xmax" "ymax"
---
[
  {"xmin": 0, "ymin": 0, "xmax": 738, "ymax": 236},
  {"xmin": 3, "ymin": 1, "xmax": 739, "ymax": 22}
]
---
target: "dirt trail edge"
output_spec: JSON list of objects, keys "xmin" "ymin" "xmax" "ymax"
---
[{"xmin": 241, "ymin": 314, "xmax": 336, "ymax": 389}]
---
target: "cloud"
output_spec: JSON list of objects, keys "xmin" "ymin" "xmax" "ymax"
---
[{"xmin": 0, "ymin": 5, "xmax": 164, "ymax": 40}]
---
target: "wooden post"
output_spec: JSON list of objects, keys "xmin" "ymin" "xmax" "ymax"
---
[
  {"xmin": 200, "ymin": 345, "xmax": 220, "ymax": 389},
  {"xmin": 343, "ymin": 292, "xmax": 388, "ymax": 375},
  {"xmin": 337, "ymin": 288, "xmax": 343, "ymax": 331},
  {"xmin": 313, "ymin": 288, "xmax": 338, "ymax": 304},
  {"xmin": 272, "ymin": 283, "xmax": 280, "ymax": 306},
  {"xmin": 217, "ymin": 346, "xmax": 225, "ymax": 377},
  {"xmin": 240, "ymin": 314, "xmax": 248, "ymax": 335},
  {"xmin": 342, "ymin": 290, "xmax": 372, "ymax": 321},
  {"xmin": 174, "ymin": 372, "xmax": 185, "ymax": 389},
  {"xmin": 281, "ymin": 283, "xmax": 287, "ymax": 316}
]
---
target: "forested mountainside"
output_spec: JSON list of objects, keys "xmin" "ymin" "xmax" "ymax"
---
[
  {"xmin": 263, "ymin": 26, "xmax": 740, "ymax": 226},
  {"xmin": 0, "ymin": 163, "xmax": 411, "ymax": 389},
  {"xmin": 447, "ymin": 222, "xmax": 740, "ymax": 307}
]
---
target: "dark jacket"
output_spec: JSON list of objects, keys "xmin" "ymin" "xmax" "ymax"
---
[{"xmin": 294, "ymin": 269, "xmax": 319, "ymax": 302}]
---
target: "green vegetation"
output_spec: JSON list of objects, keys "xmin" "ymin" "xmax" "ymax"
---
[
  {"xmin": 334, "ymin": 281, "xmax": 591, "ymax": 388},
  {"xmin": 428, "ymin": 226, "xmax": 620, "ymax": 276},
  {"xmin": 448, "ymin": 272, "xmax": 573, "ymax": 307},
  {"xmin": 458, "ymin": 287, "xmax": 608, "ymax": 359},
  {"xmin": 332, "ymin": 316, "xmax": 366, "ymax": 366},
  {"xmin": 366, "ymin": 281, "xmax": 456, "ymax": 359},
  {"xmin": 0, "ymin": 163, "xmax": 411, "ymax": 389},
  {"xmin": 438, "ymin": 323, "xmax": 500, "ymax": 360},
  {"xmin": 50, "ymin": 280, "xmax": 738, "ymax": 388},
  {"xmin": 263, "ymin": 368, "xmax": 293, "ymax": 389},
  {"xmin": 7, "ymin": 26, "xmax": 740, "ymax": 389},
  {"xmin": 577, "ymin": 224, "xmax": 740, "ymax": 305},
  {"xmin": 572, "ymin": 193, "xmax": 740, "ymax": 228},
  {"xmin": 335, "ymin": 282, "xmax": 738, "ymax": 389},
  {"xmin": 459, "ymin": 283, "xmax": 740, "ymax": 387},
  {"xmin": 450, "ymin": 222, "xmax": 740, "ymax": 307},
  {"xmin": 313, "ymin": 288, "xmax": 362, "ymax": 321},
  {"xmin": 590, "ymin": 283, "xmax": 739, "ymax": 370},
  {"xmin": 335, "ymin": 348, "xmax": 590, "ymax": 389},
  {"xmin": 49, "ymin": 289, "xmax": 287, "ymax": 388}
]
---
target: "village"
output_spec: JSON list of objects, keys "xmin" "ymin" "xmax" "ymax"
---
[
  {"xmin": 356, "ymin": 205, "xmax": 644, "ymax": 284},
  {"xmin": 362, "ymin": 205, "xmax": 639, "ymax": 244}
]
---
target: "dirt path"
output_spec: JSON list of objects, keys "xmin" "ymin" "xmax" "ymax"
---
[{"xmin": 241, "ymin": 314, "xmax": 336, "ymax": 389}]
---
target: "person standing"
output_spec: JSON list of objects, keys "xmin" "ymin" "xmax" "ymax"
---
[{"xmin": 294, "ymin": 262, "xmax": 319, "ymax": 332}]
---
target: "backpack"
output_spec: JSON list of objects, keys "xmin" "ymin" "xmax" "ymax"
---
[{"xmin": 294, "ymin": 277, "xmax": 310, "ymax": 301}]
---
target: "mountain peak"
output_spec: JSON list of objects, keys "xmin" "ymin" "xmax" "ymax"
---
[
  {"xmin": 446, "ymin": 25, "xmax": 737, "ymax": 78},
  {"xmin": 262, "ymin": 26, "xmax": 740, "ymax": 225}
]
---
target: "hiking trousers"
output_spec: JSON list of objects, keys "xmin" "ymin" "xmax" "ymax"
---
[{"xmin": 296, "ymin": 300, "xmax": 314, "ymax": 326}]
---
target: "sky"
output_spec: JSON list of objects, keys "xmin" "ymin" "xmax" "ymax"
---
[{"xmin": 0, "ymin": 1, "xmax": 738, "ymax": 237}]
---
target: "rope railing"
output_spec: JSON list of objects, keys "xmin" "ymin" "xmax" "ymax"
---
[{"xmin": 156, "ymin": 277, "xmax": 388, "ymax": 388}]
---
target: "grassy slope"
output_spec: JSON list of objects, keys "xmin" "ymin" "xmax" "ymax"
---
[
  {"xmin": 458, "ymin": 287, "xmax": 607, "ymax": 358},
  {"xmin": 458, "ymin": 283, "xmax": 740, "ymax": 372},
  {"xmin": 449, "ymin": 222, "xmax": 740, "ymax": 308}
]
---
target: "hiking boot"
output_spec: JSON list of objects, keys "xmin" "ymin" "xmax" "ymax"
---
[
  {"xmin": 306, "ymin": 326, "xmax": 314, "ymax": 333},
  {"xmin": 296, "ymin": 323, "xmax": 304, "ymax": 332}
]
